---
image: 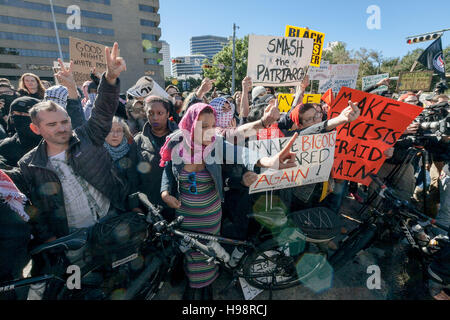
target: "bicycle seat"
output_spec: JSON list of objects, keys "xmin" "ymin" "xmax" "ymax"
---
[
  {"xmin": 247, "ymin": 207, "xmax": 288, "ymax": 229},
  {"xmin": 288, "ymin": 207, "xmax": 341, "ymax": 243},
  {"xmin": 30, "ymin": 228, "xmax": 89, "ymax": 256}
]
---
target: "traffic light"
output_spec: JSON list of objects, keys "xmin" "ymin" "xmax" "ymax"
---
[
  {"xmin": 172, "ymin": 59, "xmax": 183, "ymax": 64},
  {"xmin": 407, "ymin": 33, "xmax": 441, "ymax": 44},
  {"xmin": 202, "ymin": 64, "xmax": 213, "ymax": 69}
]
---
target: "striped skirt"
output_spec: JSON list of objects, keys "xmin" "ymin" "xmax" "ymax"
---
[{"xmin": 177, "ymin": 169, "xmax": 222, "ymax": 288}]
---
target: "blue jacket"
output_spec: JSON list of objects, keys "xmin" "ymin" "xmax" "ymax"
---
[{"xmin": 160, "ymin": 134, "xmax": 257, "ymax": 202}]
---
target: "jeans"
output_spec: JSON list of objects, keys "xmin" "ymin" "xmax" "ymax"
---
[
  {"xmin": 323, "ymin": 180, "xmax": 349, "ymax": 214},
  {"xmin": 436, "ymin": 170, "xmax": 450, "ymax": 234}
]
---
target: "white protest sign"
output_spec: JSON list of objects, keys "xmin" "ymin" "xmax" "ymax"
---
[
  {"xmin": 307, "ymin": 61, "xmax": 330, "ymax": 81},
  {"xmin": 248, "ymin": 132, "xmax": 336, "ymax": 194},
  {"xmin": 126, "ymin": 76, "xmax": 169, "ymax": 99},
  {"xmin": 318, "ymin": 64, "xmax": 359, "ymax": 93},
  {"xmin": 362, "ymin": 73, "xmax": 389, "ymax": 93},
  {"xmin": 247, "ymin": 35, "xmax": 314, "ymax": 87},
  {"xmin": 239, "ymin": 278, "xmax": 264, "ymax": 300}
]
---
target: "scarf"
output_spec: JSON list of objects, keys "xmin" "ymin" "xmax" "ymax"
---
[
  {"xmin": 0, "ymin": 169, "xmax": 29, "ymax": 222},
  {"xmin": 159, "ymin": 103, "xmax": 217, "ymax": 167},
  {"xmin": 209, "ymin": 97, "xmax": 235, "ymax": 128},
  {"xmin": 104, "ymin": 137, "xmax": 130, "ymax": 162}
]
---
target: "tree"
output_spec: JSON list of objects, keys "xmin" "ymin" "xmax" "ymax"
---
[{"xmin": 203, "ymin": 36, "xmax": 248, "ymax": 93}]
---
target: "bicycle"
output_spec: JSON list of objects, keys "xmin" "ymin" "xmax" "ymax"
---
[
  {"xmin": 328, "ymin": 174, "xmax": 449, "ymax": 298},
  {"xmin": 134, "ymin": 193, "xmax": 341, "ymax": 300}
]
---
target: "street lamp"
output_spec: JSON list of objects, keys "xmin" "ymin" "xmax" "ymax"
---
[
  {"xmin": 49, "ymin": 0, "xmax": 64, "ymax": 61},
  {"xmin": 231, "ymin": 23, "xmax": 240, "ymax": 95}
]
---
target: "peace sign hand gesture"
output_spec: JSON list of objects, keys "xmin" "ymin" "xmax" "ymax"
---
[
  {"xmin": 105, "ymin": 42, "xmax": 126, "ymax": 85},
  {"xmin": 55, "ymin": 58, "xmax": 78, "ymax": 100}
]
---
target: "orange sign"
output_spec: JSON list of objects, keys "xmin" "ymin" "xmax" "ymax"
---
[{"xmin": 328, "ymin": 87, "xmax": 423, "ymax": 185}]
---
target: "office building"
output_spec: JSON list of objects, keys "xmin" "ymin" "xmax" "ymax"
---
[
  {"xmin": 190, "ymin": 35, "xmax": 228, "ymax": 60},
  {"xmin": 171, "ymin": 54, "xmax": 207, "ymax": 77},
  {"xmin": 160, "ymin": 40, "xmax": 171, "ymax": 78},
  {"xmin": 0, "ymin": 0, "xmax": 164, "ymax": 89}
]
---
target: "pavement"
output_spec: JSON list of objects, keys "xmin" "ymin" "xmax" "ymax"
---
[{"xmin": 154, "ymin": 195, "xmax": 432, "ymax": 300}]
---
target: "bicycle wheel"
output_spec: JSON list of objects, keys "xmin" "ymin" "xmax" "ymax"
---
[
  {"xmin": 242, "ymin": 239, "xmax": 327, "ymax": 290},
  {"xmin": 328, "ymin": 223, "xmax": 377, "ymax": 272},
  {"xmin": 123, "ymin": 255, "xmax": 165, "ymax": 300}
]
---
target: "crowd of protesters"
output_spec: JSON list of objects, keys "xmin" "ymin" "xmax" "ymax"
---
[{"xmin": 0, "ymin": 42, "xmax": 449, "ymax": 301}]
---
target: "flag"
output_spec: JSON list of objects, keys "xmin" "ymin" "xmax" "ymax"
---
[
  {"xmin": 417, "ymin": 37, "xmax": 446, "ymax": 79},
  {"xmin": 321, "ymin": 88, "xmax": 333, "ymax": 106}
]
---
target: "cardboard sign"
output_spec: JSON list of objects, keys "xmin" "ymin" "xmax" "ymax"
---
[
  {"xmin": 248, "ymin": 132, "xmax": 336, "ymax": 194},
  {"xmin": 362, "ymin": 73, "xmax": 389, "ymax": 93},
  {"xmin": 285, "ymin": 25, "xmax": 325, "ymax": 67},
  {"xmin": 397, "ymin": 71, "xmax": 434, "ymax": 91},
  {"xmin": 277, "ymin": 93, "xmax": 322, "ymax": 113},
  {"xmin": 247, "ymin": 35, "xmax": 314, "ymax": 87},
  {"xmin": 307, "ymin": 61, "xmax": 330, "ymax": 81},
  {"xmin": 318, "ymin": 64, "xmax": 359, "ymax": 93},
  {"xmin": 69, "ymin": 37, "xmax": 108, "ymax": 86},
  {"xmin": 328, "ymin": 87, "xmax": 423, "ymax": 186}
]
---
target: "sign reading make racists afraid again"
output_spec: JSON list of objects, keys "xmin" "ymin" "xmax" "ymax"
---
[
  {"xmin": 247, "ymin": 35, "xmax": 314, "ymax": 87},
  {"xmin": 328, "ymin": 87, "xmax": 423, "ymax": 186}
]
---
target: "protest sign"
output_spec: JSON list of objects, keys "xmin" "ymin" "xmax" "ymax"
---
[
  {"xmin": 285, "ymin": 25, "xmax": 325, "ymax": 67},
  {"xmin": 127, "ymin": 76, "xmax": 170, "ymax": 99},
  {"xmin": 247, "ymin": 35, "xmax": 314, "ymax": 87},
  {"xmin": 328, "ymin": 87, "xmax": 423, "ymax": 186},
  {"xmin": 307, "ymin": 61, "xmax": 330, "ymax": 81},
  {"xmin": 248, "ymin": 132, "xmax": 336, "ymax": 194},
  {"xmin": 69, "ymin": 37, "xmax": 108, "ymax": 86},
  {"xmin": 277, "ymin": 94, "xmax": 322, "ymax": 113},
  {"xmin": 362, "ymin": 73, "xmax": 389, "ymax": 93},
  {"xmin": 397, "ymin": 71, "xmax": 433, "ymax": 91},
  {"xmin": 318, "ymin": 64, "xmax": 359, "ymax": 93}
]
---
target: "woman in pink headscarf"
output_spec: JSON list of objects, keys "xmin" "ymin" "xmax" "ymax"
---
[{"xmin": 159, "ymin": 103, "xmax": 297, "ymax": 300}]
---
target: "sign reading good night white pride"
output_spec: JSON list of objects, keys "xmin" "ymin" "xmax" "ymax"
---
[{"xmin": 247, "ymin": 35, "xmax": 314, "ymax": 87}]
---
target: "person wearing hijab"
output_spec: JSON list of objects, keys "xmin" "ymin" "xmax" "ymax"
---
[
  {"xmin": 0, "ymin": 169, "xmax": 31, "ymax": 300},
  {"xmin": 159, "ymin": 103, "xmax": 298, "ymax": 300},
  {"xmin": 0, "ymin": 97, "xmax": 42, "ymax": 168}
]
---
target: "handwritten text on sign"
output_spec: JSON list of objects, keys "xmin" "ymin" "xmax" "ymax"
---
[
  {"xmin": 328, "ymin": 87, "xmax": 423, "ymax": 186},
  {"xmin": 247, "ymin": 35, "xmax": 313, "ymax": 87},
  {"xmin": 69, "ymin": 37, "xmax": 108, "ymax": 86},
  {"xmin": 318, "ymin": 64, "xmax": 359, "ymax": 93},
  {"xmin": 397, "ymin": 71, "xmax": 434, "ymax": 92},
  {"xmin": 277, "ymin": 94, "xmax": 322, "ymax": 113},
  {"xmin": 285, "ymin": 25, "xmax": 325, "ymax": 67},
  {"xmin": 248, "ymin": 132, "xmax": 336, "ymax": 194}
]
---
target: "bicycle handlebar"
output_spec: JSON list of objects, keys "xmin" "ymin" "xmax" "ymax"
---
[{"xmin": 369, "ymin": 174, "xmax": 449, "ymax": 232}]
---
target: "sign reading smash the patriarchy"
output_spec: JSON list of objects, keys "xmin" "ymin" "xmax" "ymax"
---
[
  {"xmin": 328, "ymin": 87, "xmax": 423, "ymax": 186},
  {"xmin": 285, "ymin": 25, "xmax": 325, "ymax": 67},
  {"xmin": 69, "ymin": 37, "xmax": 108, "ymax": 86},
  {"xmin": 247, "ymin": 35, "xmax": 314, "ymax": 87},
  {"xmin": 397, "ymin": 71, "xmax": 434, "ymax": 91},
  {"xmin": 248, "ymin": 132, "xmax": 336, "ymax": 194}
]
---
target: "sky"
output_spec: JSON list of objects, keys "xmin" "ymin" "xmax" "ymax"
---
[{"xmin": 159, "ymin": 0, "xmax": 450, "ymax": 60}]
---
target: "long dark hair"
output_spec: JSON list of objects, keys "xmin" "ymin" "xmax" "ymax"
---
[{"xmin": 18, "ymin": 73, "xmax": 45, "ymax": 99}]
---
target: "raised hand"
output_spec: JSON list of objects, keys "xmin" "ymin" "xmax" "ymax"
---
[
  {"xmin": 197, "ymin": 78, "xmax": 214, "ymax": 99},
  {"xmin": 338, "ymin": 100, "xmax": 361, "ymax": 123},
  {"xmin": 261, "ymin": 98, "xmax": 280, "ymax": 127},
  {"xmin": 242, "ymin": 76, "xmax": 252, "ymax": 92},
  {"xmin": 241, "ymin": 171, "xmax": 258, "ymax": 187},
  {"xmin": 105, "ymin": 42, "xmax": 126, "ymax": 85},
  {"xmin": 258, "ymin": 132, "xmax": 298, "ymax": 169},
  {"xmin": 55, "ymin": 58, "xmax": 78, "ymax": 99}
]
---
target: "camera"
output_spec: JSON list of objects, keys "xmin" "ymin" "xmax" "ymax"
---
[{"xmin": 413, "ymin": 101, "xmax": 450, "ymax": 139}]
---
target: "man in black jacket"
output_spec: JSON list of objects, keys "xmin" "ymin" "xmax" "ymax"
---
[{"xmin": 8, "ymin": 43, "xmax": 127, "ymax": 244}]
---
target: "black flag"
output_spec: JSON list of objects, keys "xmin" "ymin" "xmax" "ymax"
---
[{"xmin": 417, "ymin": 37, "xmax": 446, "ymax": 79}]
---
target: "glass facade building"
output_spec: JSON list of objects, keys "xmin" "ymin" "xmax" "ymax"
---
[
  {"xmin": 0, "ymin": 0, "xmax": 164, "ymax": 88},
  {"xmin": 190, "ymin": 35, "xmax": 229, "ymax": 60}
]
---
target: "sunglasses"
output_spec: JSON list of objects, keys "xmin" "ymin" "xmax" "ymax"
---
[{"xmin": 188, "ymin": 172, "xmax": 198, "ymax": 194}]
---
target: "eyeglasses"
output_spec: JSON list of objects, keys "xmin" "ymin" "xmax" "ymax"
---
[{"xmin": 188, "ymin": 172, "xmax": 198, "ymax": 194}]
